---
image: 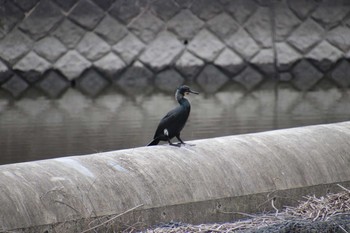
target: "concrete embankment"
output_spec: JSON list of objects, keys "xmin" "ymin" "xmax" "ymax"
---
[
  {"xmin": 1, "ymin": 0, "xmax": 350, "ymax": 97},
  {"xmin": 1, "ymin": 122, "xmax": 350, "ymax": 232}
]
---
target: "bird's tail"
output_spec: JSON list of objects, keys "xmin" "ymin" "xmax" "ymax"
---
[{"xmin": 147, "ymin": 139, "xmax": 160, "ymax": 146}]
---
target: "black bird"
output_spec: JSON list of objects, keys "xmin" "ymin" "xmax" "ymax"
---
[{"xmin": 147, "ymin": 85, "xmax": 199, "ymax": 146}]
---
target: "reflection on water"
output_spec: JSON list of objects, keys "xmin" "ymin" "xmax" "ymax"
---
[{"xmin": 1, "ymin": 82, "xmax": 350, "ymax": 165}]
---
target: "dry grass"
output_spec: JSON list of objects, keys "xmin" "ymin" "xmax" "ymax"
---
[
  {"xmin": 144, "ymin": 184, "xmax": 350, "ymax": 233},
  {"xmin": 285, "ymin": 184, "xmax": 350, "ymax": 222}
]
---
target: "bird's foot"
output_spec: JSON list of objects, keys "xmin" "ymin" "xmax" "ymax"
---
[
  {"xmin": 181, "ymin": 142, "xmax": 195, "ymax": 147},
  {"xmin": 176, "ymin": 141, "xmax": 195, "ymax": 147},
  {"xmin": 169, "ymin": 142, "xmax": 181, "ymax": 147},
  {"xmin": 168, "ymin": 142, "xmax": 195, "ymax": 147}
]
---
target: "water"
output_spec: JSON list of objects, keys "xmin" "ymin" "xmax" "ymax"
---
[{"xmin": 1, "ymin": 82, "xmax": 350, "ymax": 165}]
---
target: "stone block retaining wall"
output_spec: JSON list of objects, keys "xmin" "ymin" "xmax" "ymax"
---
[{"xmin": 0, "ymin": 0, "xmax": 350, "ymax": 97}]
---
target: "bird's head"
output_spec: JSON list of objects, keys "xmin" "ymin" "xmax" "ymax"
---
[{"xmin": 177, "ymin": 85, "xmax": 199, "ymax": 96}]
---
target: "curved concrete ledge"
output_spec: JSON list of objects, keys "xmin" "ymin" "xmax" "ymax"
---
[{"xmin": 1, "ymin": 122, "xmax": 350, "ymax": 232}]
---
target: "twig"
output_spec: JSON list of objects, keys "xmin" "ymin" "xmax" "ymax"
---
[
  {"xmin": 313, "ymin": 209, "xmax": 321, "ymax": 221},
  {"xmin": 337, "ymin": 184, "xmax": 350, "ymax": 193},
  {"xmin": 339, "ymin": 225, "xmax": 349, "ymax": 233},
  {"xmin": 40, "ymin": 186, "xmax": 65, "ymax": 200},
  {"xmin": 219, "ymin": 210, "xmax": 258, "ymax": 218},
  {"xmin": 271, "ymin": 198, "xmax": 279, "ymax": 216},
  {"xmin": 80, "ymin": 204, "xmax": 144, "ymax": 233},
  {"xmin": 54, "ymin": 200, "xmax": 82, "ymax": 215}
]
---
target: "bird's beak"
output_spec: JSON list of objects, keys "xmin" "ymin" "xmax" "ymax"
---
[{"xmin": 189, "ymin": 89, "xmax": 199, "ymax": 95}]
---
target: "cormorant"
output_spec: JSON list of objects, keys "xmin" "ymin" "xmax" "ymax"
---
[{"xmin": 147, "ymin": 85, "xmax": 199, "ymax": 146}]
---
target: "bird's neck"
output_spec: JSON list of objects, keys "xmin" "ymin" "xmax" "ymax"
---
[
  {"xmin": 179, "ymin": 97, "xmax": 189, "ymax": 105},
  {"xmin": 175, "ymin": 90, "xmax": 182, "ymax": 102},
  {"xmin": 177, "ymin": 97, "xmax": 190, "ymax": 109},
  {"xmin": 175, "ymin": 91, "xmax": 190, "ymax": 108}
]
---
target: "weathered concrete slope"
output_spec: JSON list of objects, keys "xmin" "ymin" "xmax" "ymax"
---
[
  {"xmin": 1, "ymin": 0, "xmax": 350, "ymax": 97},
  {"xmin": 1, "ymin": 122, "xmax": 350, "ymax": 232}
]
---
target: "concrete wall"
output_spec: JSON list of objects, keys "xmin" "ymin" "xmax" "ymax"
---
[
  {"xmin": 1, "ymin": 0, "xmax": 350, "ymax": 97},
  {"xmin": 1, "ymin": 121, "xmax": 350, "ymax": 232}
]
